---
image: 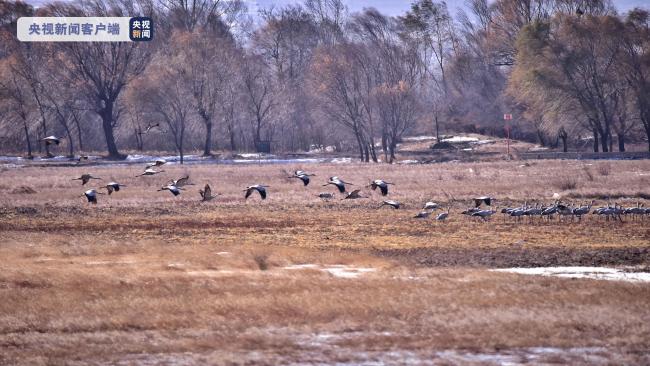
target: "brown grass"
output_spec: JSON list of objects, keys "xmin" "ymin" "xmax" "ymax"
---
[{"xmin": 0, "ymin": 159, "xmax": 649, "ymax": 364}]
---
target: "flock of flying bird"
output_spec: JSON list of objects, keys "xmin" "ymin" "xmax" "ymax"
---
[{"xmin": 73, "ymin": 158, "xmax": 648, "ymax": 223}]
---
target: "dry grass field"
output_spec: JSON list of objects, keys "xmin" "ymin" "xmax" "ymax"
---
[{"xmin": 1, "ymin": 159, "xmax": 649, "ymax": 365}]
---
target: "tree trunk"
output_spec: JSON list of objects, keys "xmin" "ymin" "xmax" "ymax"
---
[
  {"xmin": 561, "ymin": 136, "xmax": 567, "ymax": 152},
  {"xmin": 135, "ymin": 128, "xmax": 144, "ymax": 151},
  {"xmin": 599, "ymin": 129, "xmax": 608, "ymax": 152},
  {"xmin": 434, "ymin": 114, "xmax": 440, "ymax": 143},
  {"xmin": 389, "ymin": 141, "xmax": 397, "ymax": 164},
  {"xmin": 618, "ymin": 133, "xmax": 625, "ymax": 152},
  {"xmin": 32, "ymin": 87, "xmax": 50, "ymax": 157},
  {"xmin": 593, "ymin": 129, "xmax": 599, "ymax": 152},
  {"xmin": 179, "ymin": 128, "xmax": 185, "ymax": 164},
  {"xmin": 71, "ymin": 111, "xmax": 84, "ymax": 151},
  {"xmin": 645, "ymin": 123, "xmax": 650, "ymax": 152},
  {"xmin": 368, "ymin": 142, "xmax": 377, "ymax": 163},
  {"xmin": 63, "ymin": 123, "xmax": 75, "ymax": 158},
  {"xmin": 22, "ymin": 118, "xmax": 32, "ymax": 158},
  {"xmin": 228, "ymin": 124, "xmax": 237, "ymax": 151},
  {"xmin": 537, "ymin": 130, "xmax": 546, "ymax": 147},
  {"xmin": 363, "ymin": 143, "xmax": 370, "ymax": 162},
  {"xmin": 607, "ymin": 131, "xmax": 613, "ymax": 153},
  {"xmin": 203, "ymin": 119, "xmax": 213, "ymax": 156},
  {"xmin": 354, "ymin": 127, "xmax": 365, "ymax": 162},
  {"xmin": 100, "ymin": 101, "xmax": 123, "ymax": 159}
]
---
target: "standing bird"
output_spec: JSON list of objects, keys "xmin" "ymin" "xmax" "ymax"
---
[
  {"xmin": 423, "ymin": 201, "xmax": 439, "ymax": 210},
  {"xmin": 146, "ymin": 159, "xmax": 167, "ymax": 168},
  {"xmin": 100, "ymin": 182, "xmax": 125, "ymax": 195},
  {"xmin": 42, "ymin": 136, "xmax": 62, "ymax": 146},
  {"xmin": 72, "ymin": 173, "xmax": 101, "ymax": 185},
  {"xmin": 414, "ymin": 211, "xmax": 432, "ymax": 219},
  {"xmin": 324, "ymin": 176, "xmax": 353, "ymax": 193},
  {"xmin": 342, "ymin": 189, "xmax": 365, "ymax": 200},
  {"xmin": 199, "ymin": 184, "xmax": 216, "ymax": 202},
  {"xmin": 473, "ymin": 196, "xmax": 493, "ymax": 207},
  {"xmin": 379, "ymin": 200, "xmax": 401, "ymax": 209},
  {"xmin": 472, "ymin": 209, "xmax": 496, "ymax": 221},
  {"xmin": 436, "ymin": 207, "xmax": 450, "ymax": 221},
  {"xmin": 245, "ymin": 185, "xmax": 268, "ymax": 200},
  {"xmin": 318, "ymin": 193, "xmax": 334, "ymax": 200},
  {"xmin": 368, "ymin": 179, "xmax": 393, "ymax": 196},
  {"xmin": 158, "ymin": 185, "xmax": 182, "ymax": 196},
  {"xmin": 83, "ymin": 189, "xmax": 103, "ymax": 204},
  {"xmin": 136, "ymin": 168, "xmax": 165, "ymax": 177},
  {"xmin": 288, "ymin": 170, "xmax": 315, "ymax": 186}
]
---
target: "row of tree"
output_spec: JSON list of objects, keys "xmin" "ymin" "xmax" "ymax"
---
[{"xmin": 0, "ymin": 0, "xmax": 648, "ymax": 162}]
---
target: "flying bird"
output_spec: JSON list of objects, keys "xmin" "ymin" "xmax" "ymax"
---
[
  {"xmin": 158, "ymin": 184, "xmax": 182, "ymax": 196},
  {"xmin": 368, "ymin": 179, "xmax": 393, "ymax": 196},
  {"xmin": 168, "ymin": 175, "xmax": 192, "ymax": 188},
  {"xmin": 138, "ymin": 123, "xmax": 160, "ymax": 135},
  {"xmin": 83, "ymin": 189, "xmax": 103, "ymax": 204},
  {"xmin": 342, "ymin": 189, "xmax": 365, "ymax": 200},
  {"xmin": 199, "ymin": 184, "xmax": 216, "ymax": 202},
  {"xmin": 324, "ymin": 176, "xmax": 353, "ymax": 193},
  {"xmin": 72, "ymin": 173, "xmax": 101, "ymax": 185},
  {"xmin": 100, "ymin": 182, "xmax": 125, "ymax": 195},
  {"xmin": 245, "ymin": 185, "xmax": 268, "ymax": 200},
  {"xmin": 379, "ymin": 200, "xmax": 401, "ymax": 209},
  {"xmin": 146, "ymin": 159, "xmax": 167, "ymax": 168},
  {"xmin": 473, "ymin": 196, "xmax": 493, "ymax": 207},
  {"xmin": 288, "ymin": 170, "xmax": 315, "ymax": 186},
  {"xmin": 42, "ymin": 136, "xmax": 62, "ymax": 146},
  {"xmin": 136, "ymin": 168, "xmax": 165, "ymax": 177}
]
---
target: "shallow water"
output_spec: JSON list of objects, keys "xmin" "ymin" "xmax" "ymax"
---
[{"xmin": 0, "ymin": 154, "xmax": 357, "ymax": 167}]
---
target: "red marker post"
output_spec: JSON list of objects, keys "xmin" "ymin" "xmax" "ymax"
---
[{"xmin": 503, "ymin": 114, "xmax": 513, "ymax": 156}]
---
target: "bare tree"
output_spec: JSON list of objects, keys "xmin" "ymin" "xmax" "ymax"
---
[
  {"xmin": 241, "ymin": 56, "xmax": 278, "ymax": 150},
  {"xmin": 46, "ymin": 0, "xmax": 154, "ymax": 159}
]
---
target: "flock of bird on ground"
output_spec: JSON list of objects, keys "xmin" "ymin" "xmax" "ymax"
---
[{"xmin": 68, "ymin": 158, "xmax": 650, "ymax": 223}]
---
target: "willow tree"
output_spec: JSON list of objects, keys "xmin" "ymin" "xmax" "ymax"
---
[{"xmin": 511, "ymin": 15, "xmax": 625, "ymax": 152}]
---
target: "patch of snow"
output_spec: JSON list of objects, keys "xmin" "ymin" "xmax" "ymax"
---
[
  {"xmin": 230, "ymin": 158, "xmax": 323, "ymax": 164},
  {"xmin": 215, "ymin": 251, "xmax": 231, "ymax": 256},
  {"xmin": 284, "ymin": 264, "xmax": 320, "ymax": 270},
  {"xmin": 186, "ymin": 270, "xmax": 235, "ymax": 277},
  {"xmin": 323, "ymin": 265, "xmax": 377, "ymax": 278},
  {"xmin": 435, "ymin": 347, "xmax": 609, "ymax": 365},
  {"xmin": 237, "ymin": 153, "xmax": 276, "ymax": 159},
  {"xmin": 529, "ymin": 146, "xmax": 549, "ymax": 151},
  {"xmin": 442, "ymin": 136, "xmax": 479, "ymax": 143},
  {"xmin": 126, "ymin": 154, "xmax": 204, "ymax": 164},
  {"xmin": 330, "ymin": 158, "xmax": 353, "ymax": 164},
  {"xmin": 308, "ymin": 145, "xmax": 336, "ymax": 153},
  {"xmin": 283, "ymin": 264, "xmax": 377, "ymax": 278},
  {"xmin": 85, "ymin": 260, "xmax": 138, "ymax": 265},
  {"xmin": 402, "ymin": 135, "xmax": 437, "ymax": 141},
  {"xmin": 493, "ymin": 266, "xmax": 650, "ymax": 283},
  {"xmin": 472, "ymin": 139, "xmax": 495, "ymax": 145},
  {"xmin": 397, "ymin": 160, "xmax": 420, "ymax": 164}
]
